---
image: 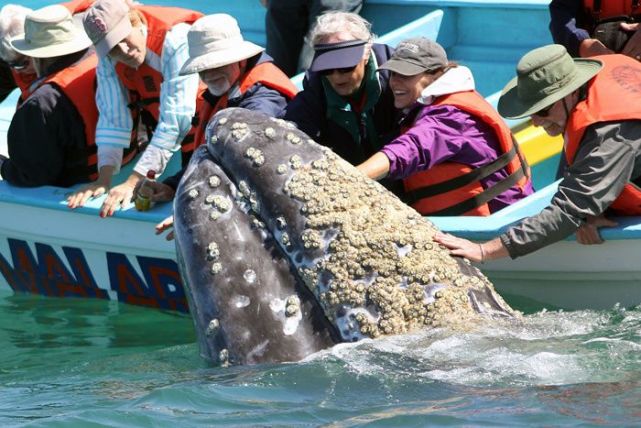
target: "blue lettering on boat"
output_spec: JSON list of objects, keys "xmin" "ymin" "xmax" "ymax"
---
[
  {"xmin": 0, "ymin": 238, "xmax": 188, "ymax": 312},
  {"xmin": 107, "ymin": 252, "xmax": 187, "ymax": 312}
]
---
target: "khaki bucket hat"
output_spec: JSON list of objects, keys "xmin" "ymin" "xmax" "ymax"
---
[
  {"xmin": 10, "ymin": 5, "xmax": 92, "ymax": 58},
  {"xmin": 180, "ymin": 14, "xmax": 264, "ymax": 75},
  {"xmin": 498, "ymin": 44, "xmax": 603, "ymax": 119}
]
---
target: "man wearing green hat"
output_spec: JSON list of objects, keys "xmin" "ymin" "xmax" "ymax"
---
[{"xmin": 434, "ymin": 43, "xmax": 641, "ymax": 262}]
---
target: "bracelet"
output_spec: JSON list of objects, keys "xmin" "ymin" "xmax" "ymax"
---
[{"xmin": 478, "ymin": 243, "xmax": 485, "ymax": 264}]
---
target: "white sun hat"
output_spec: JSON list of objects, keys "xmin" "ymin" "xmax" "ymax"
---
[
  {"xmin": 10, "ymin": 4, "xmax": 92, "ymax": 58},
  {"xmin": 180, "ymin": 14, "xmax": 264, "ymax": 75}
]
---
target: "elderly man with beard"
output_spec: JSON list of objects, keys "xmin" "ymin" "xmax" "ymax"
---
[{"xmin": 142, "ymin": 13, "xmax": 298, "ymax": 239}]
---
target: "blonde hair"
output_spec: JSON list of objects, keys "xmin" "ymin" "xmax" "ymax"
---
[
  {"xmin": 129, "ymin": 9, "xmax": 145, "ymax": 27},
  {"xmin": 0, "ymin": 4, "xmax": 32, "ymax": 62}
]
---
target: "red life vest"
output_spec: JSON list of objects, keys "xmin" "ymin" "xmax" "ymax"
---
[
  {"xmin": 565, "ymin": 54, "xmax": 641, "ymax": 215},
  {"xmin": 11, "ymin": 69, "xmax": 36, "ymax": 103},
  {"xmin": 61, "ymin": 0, "xmax": 94, "ymax": 13},
  {"xmin": 582, "ymin": 0, "xmax": 641, "ymax": 21},
  {"xmin": 402, "ymin": 90, "xmax": 530, "ymax": 216},
  {"xmin": 8, "ymin": 0, "xmax": 91, "ymax": 103},
  {"xmin": 113, "ymin": 6, "xmax": 203, "ymax": 163},
  {"xmin": 29, "ymin": 53, "xmax": 100, "ymax": 181},
  {"xmin": 186, "ymin": 61, "xmax": 299, "ymax": 153}
]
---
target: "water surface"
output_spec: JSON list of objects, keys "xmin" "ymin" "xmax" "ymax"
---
[{"xmin": 2, "ymin": 290, "xmax": 640, "ymax": 427}]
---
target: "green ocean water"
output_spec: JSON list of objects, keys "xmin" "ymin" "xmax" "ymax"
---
[{"xmin": 2, "ymin": 289, "xmax": 641, "ymax": 427}]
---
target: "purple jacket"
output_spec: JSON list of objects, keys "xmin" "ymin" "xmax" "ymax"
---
[{"xmin": 380, "ymin": 103, "xmax": 534, "ymax": 213}]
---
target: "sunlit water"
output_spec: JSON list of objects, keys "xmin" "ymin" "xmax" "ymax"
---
[{"xmin": 2, "ymin": 289, "xmax": 640, "ymax": 427}]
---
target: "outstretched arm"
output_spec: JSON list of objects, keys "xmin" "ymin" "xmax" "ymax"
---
[
  {"xmin": 356, "ymin": 152, "xmax": 391, "ymax": 180},
  {"xmin": 433, "ymin": 233, "xmax": 509, "ymax": 263}
]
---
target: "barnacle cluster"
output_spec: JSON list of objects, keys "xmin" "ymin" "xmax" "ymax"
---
[
  {"xmin": 245, "ymin": 147, "xmax": 265, "ymax": 167},
  {"xmin": 231, "ymin": 121, "xmax": 250, "ymax": 140},
  {"xmin": 202, "ymin": 110, "xmax": 515, "ymax": 344},
  {"xmin": 283, "ymin": 152, "xmax": 512, "ymax": 338},
  {"xmin": 208, "ymin": 175, "xmax": 221, "ymax": 188}
]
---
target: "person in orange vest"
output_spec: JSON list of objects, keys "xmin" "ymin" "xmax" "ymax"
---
[
  {"xmin": 0, "ymin": 2, "xmax": 95, "ymax": 104},
  {"xmin": 435, "ymin": 44, "xmax": 641, "ymax": 262},
  {"xmin": 66, "ymin": 0, "xmax": 203, "ymax": 217},
  {"xmin": 0, "ymin": 5, "xmax": 99, "ymax": 187},
  {"xmin": 356, "ymin": 37, "xmax": 533, "ymax": 216},
  {"xmin": 550, "ymin": 0, "xmax": 641, "ymax": 58},
  {"xmin": 0, "ymin": 4, "xmax": 36, "ymax": 103},
  {"xmin": 142, "ymin": 13, "xmax": 298, "ymax": 240}
]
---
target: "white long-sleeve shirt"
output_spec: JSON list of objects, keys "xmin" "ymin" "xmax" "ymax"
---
[{"xmin": 94, "ymin": 23, "xmax": 199, "ymax": 176}]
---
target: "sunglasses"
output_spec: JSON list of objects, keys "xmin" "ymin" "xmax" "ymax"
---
[
  {"xmin": 5, "ymin": 58, "xmax": 30, "ymax": 71},
  {"xmin": 320, "ymin": 65, "xmax": 358, "ymax": 76},
  {"xmin": 533, "ymin": 102, "xmax": 555, "ymax": 117}
]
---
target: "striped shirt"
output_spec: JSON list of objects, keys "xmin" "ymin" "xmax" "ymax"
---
[{"xmin": 94, "ymin": 23, "xmax": 199, "ymax": 175}]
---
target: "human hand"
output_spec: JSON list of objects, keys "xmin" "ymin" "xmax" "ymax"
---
[
  {"xmin": 576, "ymin": 215, "xmax": 618, "ymax": 245},
  {"xmin": 433, "ymin": 232, "xmax": 484, "ymax": 263},
  {"xmin": 579, "ymin": 38, "xmax": 613, "ymax": 57},
  {"xmin": 100, "ymin": 180, "xmax": 139, "ymax": 217},
  {"xmin": 155, "ymin": 215, "xmax": 175, "ymax": 241},
  {"xmin": 258, "ymin": 0, "xmax": 268, "ymax": 7},
  {"xmin": 132, "ymin": 180, "xmax": 176, "ymax": 203},
  {"xmin": 620, "ymin": 22, "xmax": 641, "ymax": 59},
  {"xmin": 67, "ymin": 180, "xmax": 110, "ymax": 209}
]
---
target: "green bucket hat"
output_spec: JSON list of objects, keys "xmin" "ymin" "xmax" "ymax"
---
[{"xmin": 498, "ymin": 44, "xmax": 603, "ymax": 119}]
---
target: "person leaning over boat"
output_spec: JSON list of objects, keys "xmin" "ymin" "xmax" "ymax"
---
[
  {"xmin": 434, "ymin": 44, "xmax": 641, "ymax": 262},
  {"xmin": 282, "ymin": 12, "xmax": 398, "ymax": 169},
  {"xmin": 356, "ymin": 37, "xmax": 533, "ymax": 216},
  {"xmin": 0, "ymin": 4, "xmax": 35, "ymax": 103},
  {"xmin": 549, "ymin": 0, "xmax": 641, "ymax": 58},
  {"xmin": 0, "ymin": 5, "xmax": 99, "ymax": 187},
  {"xmin": 136, "ymin": 14, "xmax": 298, "ymax": 239},
  {"xmin": 66, "ymin": 0, "xmax": 203, "ymax": 217}
]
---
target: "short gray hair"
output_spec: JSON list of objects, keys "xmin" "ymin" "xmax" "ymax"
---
[
  {"xmin": 0, "ymin": 4, "xmax": 32, "ymax": 62},
  {"xmin": 309, "ymin": 11, "xmax": 373, "ymax": 46}
]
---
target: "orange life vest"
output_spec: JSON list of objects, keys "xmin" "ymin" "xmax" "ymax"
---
[
  {"xmin": 583, "ymin": 0, "xmax": 641, "ymax": 21},
  {"xmin": 565, "ymin": 54, "xmax": 641, "ymax": 215},
  {"xmin": 186, "ymin": 61, "xmax": 299, "ymax": 153},
  {"xmin": 113, "ymin": 6, "xmax": 203, "ymax": 163},
  {"xmin": 402, "ymin": 90, "xmax": 530, "ymax": 216},
  {"xmin": 61, "ymin": 0, "xmax": 94, "ymax": 13},
  {"xmin": 11, "ymin": 69, "xmax": 36, "ymax": 103},
  {"xmin": 9, "ymin": 0, "xmax": 90, "ymax": 103},
  {"xmin": 28, "ymin": 53, "xmax": 100, "ymax": 181}
]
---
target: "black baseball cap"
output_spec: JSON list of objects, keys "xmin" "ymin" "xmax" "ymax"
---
[{"xmin": 310, "ymin": 39, "xmax": 367, "ymax": 72}]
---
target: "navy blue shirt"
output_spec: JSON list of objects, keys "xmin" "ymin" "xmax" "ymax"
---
[
  {"xmin": 1, "ymin": 50, "xmax": 93, "ymax": 187},
  {"xmin": 549, "ymin": 0, "xmax": 593, "ymax": 57}
]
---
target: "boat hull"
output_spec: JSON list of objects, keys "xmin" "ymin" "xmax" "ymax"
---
[{"xmin": 0, "ymin": 195, "xmax": 187, "ymax": 312}]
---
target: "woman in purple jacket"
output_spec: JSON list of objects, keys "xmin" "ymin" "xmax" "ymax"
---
[{"xmin": 356, "ymin": 37, "xmax": 533, "ymax": 216}]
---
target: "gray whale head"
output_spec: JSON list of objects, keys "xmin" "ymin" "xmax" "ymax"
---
[{"xmin": 174, "ymin": 108, "xmax": 517, "ymax": 365}]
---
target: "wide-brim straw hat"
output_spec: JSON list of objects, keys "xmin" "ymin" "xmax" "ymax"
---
[
  {"xmin": 180, "ymin": 14, "xmax": 264, "ymax": 75},
  {"xmin": 10, "ymin": 5, "xmax": 92, "ymax": 58},
  {"xmin": 498, "ymin": 44, "xmax": 603, "ymax": 119}
]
